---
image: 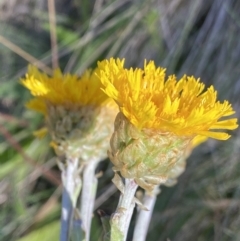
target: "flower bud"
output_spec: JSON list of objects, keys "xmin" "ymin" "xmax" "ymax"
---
[{"xmin": 109, "ymin": 112, "xmax": 191, "ymax": 191}]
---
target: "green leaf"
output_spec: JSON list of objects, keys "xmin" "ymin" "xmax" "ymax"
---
[
  {"xmin": 17, "ymin": 221, "xmax": 59, "ymax": 241},
  {"xmin": 110, "ymin": 224, "xmax": 124, "ymax": 241}
]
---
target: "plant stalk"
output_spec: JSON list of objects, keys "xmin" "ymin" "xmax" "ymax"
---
[
  {"xmin": 132, "ymin": 187, "xmax": 159, "ymax": 241},
  {"xmin": 110, "ymin": 178, "xmax": 138, "ymax": 241},
  {"xmin": 60, "ymin": 157, "xmax": 81, "ymax": 241},
  {"xmin": 80, "ymin": 160, "xmax": 98, "ymax": 241}
]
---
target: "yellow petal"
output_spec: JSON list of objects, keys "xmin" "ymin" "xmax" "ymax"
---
[{"xmin": 34, "ymin": 127, "xmax": 48, "ymax": 139}]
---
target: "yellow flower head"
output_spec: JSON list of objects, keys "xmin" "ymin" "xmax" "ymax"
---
[
  {"xmin": 22, "ymin": 65, "xmax": 111, "ymax": 115},
  {"xmin": 21, "ymin": 65, "xmax": 117, "ymax": 160},
  {"xmin": 98, "ymin": 58, "xmax": 238, "ymax": 140},
  {"xmin": 97, "ymin": 58, "xmax": 238, "ymax": 191}
]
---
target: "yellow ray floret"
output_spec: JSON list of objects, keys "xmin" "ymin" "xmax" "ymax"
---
[
  {"xmin": 98, "ymin": 58, "xmax": 238, "ymax": 140},
  {"xmin": 21, "ymin": 65, "xmax": 110, "ymax": 115}
]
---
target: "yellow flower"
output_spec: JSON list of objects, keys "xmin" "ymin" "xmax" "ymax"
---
[
  {"xmin": 21, "ymin": 65, "xmax": 117, "ymax": 160},
  {"xmin": 98, "ymin": 58, "xmax": 238, "ymax": 140},
  {"xmin": 22, "ymin": 65, "xmax": 111, "ymax": 115},
  {"xmin": 98, "ymin": 58, "xmax": 238, "ymax": 191}
]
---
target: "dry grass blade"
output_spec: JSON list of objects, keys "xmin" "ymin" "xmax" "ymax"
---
[
  {"xmin": 0, "ymin": 113, "xmax": 28, "ymax": 127},
  {"xmin": 47, "ymin": 0, "xmax": 59, "ymax": 69},
  {"xmin": 0, "ymin": 35, "xmax": 52, "ymax": 75}
]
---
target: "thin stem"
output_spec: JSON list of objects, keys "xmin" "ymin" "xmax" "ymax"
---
[
  {"xmin": 110, "ymin": 178, "xmax": 138, "ymax": 241},
  {"xmin": 48, "ymin": 0, "xmax": 59, "ymax": 69},
  {"xmin": 124, "ymin": 201, "xmax": 135, "ymax": 238},
  {"xmin": 60, "ymin": 186, "xmax": 73, "ymax": 241},
  {"xmin": 60, "ymin": 157, "xmax": 81, "ymax": 241},
  {"xmin": 80, "ymin": 161, "xmax": 98, "ymax": 241},
  {"xmin": 132, "ymin": 187, "xmax": 159, "ymax": 241}
]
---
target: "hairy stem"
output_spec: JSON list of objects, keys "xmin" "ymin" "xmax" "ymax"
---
[
  {"xmin": 60, "ymin": 157, "xmax": 81, "ymax": 241},
  {"xmin": 80, "ymin": 161, "xmax": 98, "ymax": 241},
  {"xmin": 132, "ymin": 187, "xmax": 159, "ymax": 241},
  {"xmin": 110, "ymin": 178, "xmax": 138, "ymax": 241}
]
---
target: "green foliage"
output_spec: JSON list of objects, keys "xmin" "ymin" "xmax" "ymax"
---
[{"xmin": 17, "ymin": 221, "xmax": 59, "ymax": 241}]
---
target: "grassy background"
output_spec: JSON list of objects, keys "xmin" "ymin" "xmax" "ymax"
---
[{"xmin": 0, "ymin": 0, "xmax": 240, "ymax": 240}]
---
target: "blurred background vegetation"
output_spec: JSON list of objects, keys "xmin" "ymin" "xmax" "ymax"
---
[{"xmin": 0, "ymin": 0, "xmax": 240, "ymax": 240}]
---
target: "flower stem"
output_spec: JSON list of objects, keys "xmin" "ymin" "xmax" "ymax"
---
[
  {"xmin": 80, "ymin": 160, "xmax": 98, "ymax": 241},
  {"xmin": 110, "ymin": 178, "xmax": 138, "ymax": 241},
  {"xmin": 132, "ymin": 186, "xmax": 159, "ymax": 241},
  {"xmin": 60, "ymin": 186, "xmax": 72, "ymax": 241},
  {"xmin": 60, "ymin": 157, "xmax": 81, "ymax": 241}
]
